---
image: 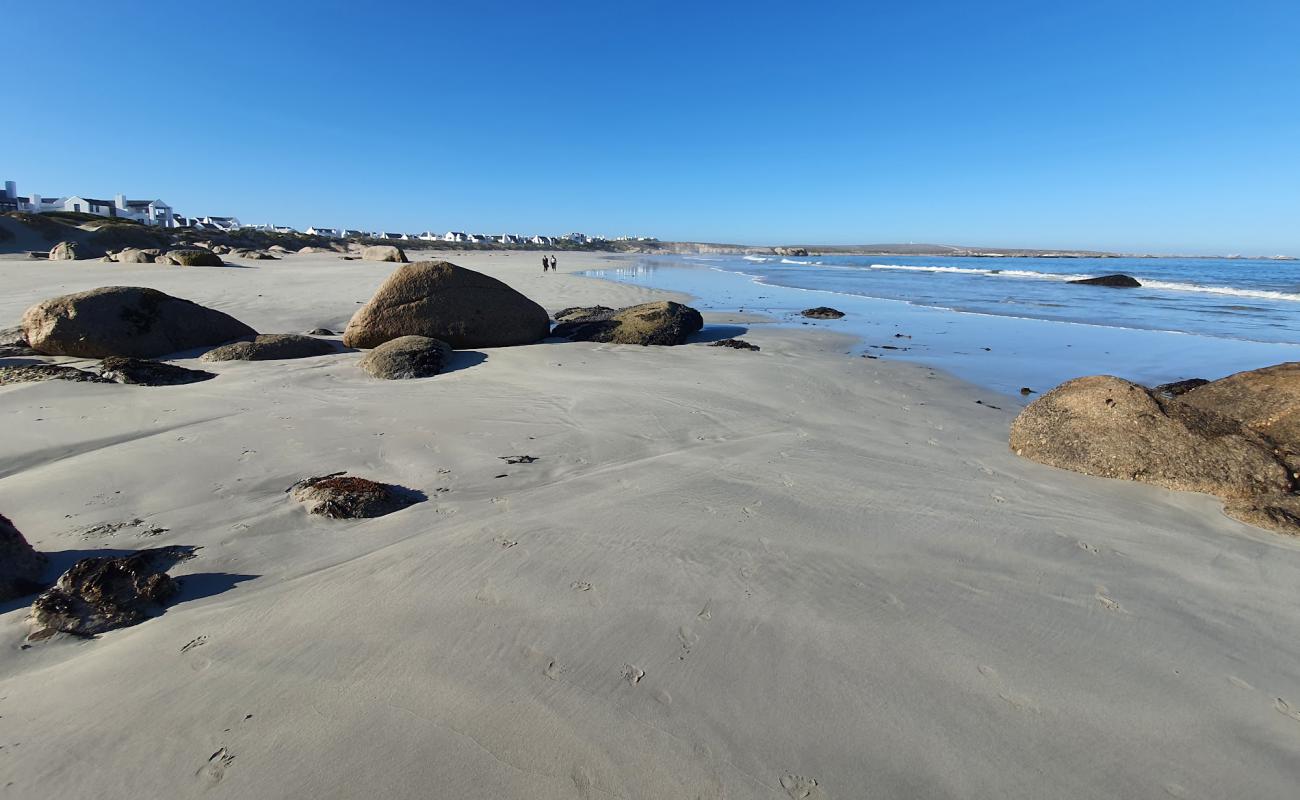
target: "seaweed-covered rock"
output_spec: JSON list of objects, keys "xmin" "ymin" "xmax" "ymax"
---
[
  {"xmin": 0, "ymin": 363, "xmax": 111, "ymax": 386},
  {"xmin": 361, "ymin": 245, "xmax": 408, "ymax": 263},
  {"xmin": 201, "ymin": 334, "xmax": 335, "ymax": 362},
  {"xmin": 98, "ymin": 357, "xmax": 216, "ymax": 386},
  {"xmin": 1068, "ymin": 274, "xmax": 1142, "ymax": 287},
  {"xmin": 1009, "ymin": 375, "xmax": 1291, "ymax": 500},
  {"xmin": 21, "ymin": 286, "xmax": 256, "ymax": 358},
  {"xmin": 30, "ymin": 549, "xmax": 183, "ymax": 636},
  {"xmin": 358, "ymin": 335, "xmax": 452, "ymax": 379},
  {"xmin": 289, "ymin": 473, "xmax": 421, "ymax": 518},
  {"xmin": 343, "ymin": 261, "xmax": 550, "ymax": 349},
  {"xmin": 1, "ymin": 513, "xmax": 47, "ymax": 601},
  {"xmin": 551, "ymin": 301, "xmax": 703, "ymax": 346},
  {"xmin": 709, "ymin": 338, "xmax": 760, "ymax": 351},
  {"xmin": 801, "ymin": 307, "xmax": 845, "ymax": 319}
]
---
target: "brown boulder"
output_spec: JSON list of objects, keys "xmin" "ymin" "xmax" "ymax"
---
[
  {"xmin": 1223, "ymin": 494, "xmax": 1300, "ymax": 536},
  {"xmin": 1181, "ymin": 363, "xmax": 1300, "ymax": 474},
  {"xmin": 290, "ymin": 473, "xmax": 422, "ymax": 518},
  {"xmin": 343, "ymin": 261, "xmax": 550, "ymax": 349},
  {"xmin": 21, "ymin": 286, "xmax": 256, "ymax": 358},
  {"xmin": 30, "ymin": 549, "xmax": 183, "ymax": 636},
  {"xmin": 1, "ymin": 513, "xmax": 47, "ymax": 600},
  {"xmin": 551, "ymin": 301, "xmax": 703, "ymax": 346},
  {"xmin": 358, "ymin": 335, "xmax": 452, "ymax": 379},
  {"xmin": 49, "ymin": 241, "xmax": 80, "ymax": 260},
  {"xmin": 361, "ymin": 245, "xmax": 408, "ymax": 263},
  {"xmin": 159, "ymin": 249, "xmax": 224, "ymax": 267},
  {"xmin": 115, "ymin": 247, "xmax": 160, "ymax": 264},
  {"xmin": 201, "ymin": 333, "xmax": 336, "ymax": 362},
  {"xmin": 1009, "ymin": 375, "xmax": 1292, "ymax": 500}
]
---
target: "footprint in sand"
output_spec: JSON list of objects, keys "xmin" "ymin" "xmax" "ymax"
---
[
  {"xmin": 570, "ymin": 581, "xmax": 592, "ymax": 592},
  {"xmin": 677, "ymin": 626, "xmax": 700, "ymax": 661},
  {"xmin": 1077, "ymin": 541, "xmax": 1100, "ymax": 555},
  {"xmin": 180, "ymin": 635, "xmax": 208, "ymax": 653},
  {"xmin": 1095, "ymin": 586, "xmax": 1124, "ymax": 612},
  {"xmin": 621, "ymin": 664, "xmax": 645, "ymax": 686},
  {"xmin": 780, "ymin": 774, "xmax": 827, "ymax": 799},
  {"xmin": 1275, "ymin": 697, "xmax": 1300, "ymax": 724},
  {"xmin": 978, "ymin": 665, "xmax": 1041, "ymax": 713},
  {"xmin": 197, "ymin": 747, "xmax": 234, "ymax": 784}
]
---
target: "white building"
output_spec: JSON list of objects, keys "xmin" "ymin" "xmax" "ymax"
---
[
  {"xmin": 443, "ymin": 231, "xmax": 467, "ymax": 242},
  {"xmin": 306, "ymin": 226, "xmax": 340, "ymax": 237},
  {"xmin": 564, "ymin": 232, "xmax": 590, "ymax": 244},
  {"xmin": 417, "ymin": 231, "xmax": 441, "ymax": 241},
  {"xmin": 529, "ymin": 235, "xmax": 553, "ymax": 245},
  {"xmin": 0, "ymin": 181, "xmax": 177, "ymax": 226},
  {"xmin": 194, "ymin": 216, "xmax": 241, "ymax": 232},
  {"xmin": 341, "ymin": 229, "xmax": 365, "ymax": 238}
]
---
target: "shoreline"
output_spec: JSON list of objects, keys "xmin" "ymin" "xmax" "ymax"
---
[{"xmin": 2, "ymin": 250, "xmax": 1299, "ymax": 798}]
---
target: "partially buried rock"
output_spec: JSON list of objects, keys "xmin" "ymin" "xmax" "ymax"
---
[
  {"xmin": 21, "ymin": 286, "xmax": 256, "ymax": 358},
  {"xmin": 361, "ymin": 245, "xmax": 408, "ymax": 263},
  {"xmin": 97, "ymin": 357, "xmax": 216, "ymax": 386},
  {"xmin": 232, "ymin": 249, "xmax": 278, "ymax": 260},
  {"xmin": 1009, "ymin": 375, "xmax": 1292, "ymax": 500},
  {"xmin": 29, "ymin": 549, "xmax": 182, "ymax": 636},
  {"xmin": 1180, "ymin": 362, "xmax": 1300, "ymax": 473},
  {"xmin": 710, "ymin": 338, "xmax": 760, "ymax": 351},
  {"xmin": 201, "ymin": 333, "xmax": 335, "ymax": 362},
  {"xmin": 290, "ymin": 473, "xmax": 422, "ymax": 518},
  {"xmin": 1068, "ymin": 274, "xmax": 1142, "ymax": 287},
  {"xmin": 801, "ymin": 307, "xmax": 845, "ymax": 319},
  {"xmin": 49, "ymin": 241, "xmax": 80, "ymax": 261},
  {"xmin": 1223, "ymin": 493, "xmax": 1300, "ymax": 536},
  {"xmin": 114, "ymin": 247, "xmax": 160, "ymax": 264},
  {"xmin": 1, "ymin": 513, "xmax": 47, "ymax": 601},
  {"xmin": 343, "ymin": 261, "xmax": 550, "ymax": 349},
  {"xmin": 0, "ymin": 363, "xmax": 111, "ymax": 386},
  {"xmin": 1152, "ymin": 378, "xmax": 1209, "ymax": 398},
  {"xmin": 358, "ymin": 335, "xmax": 452, "ymax": 379},
  {"xmin": 158, "ymin": 249, "xmax": 224, "ymax": 267},
  {"xmin": 551, "ymin": 301, "xmax": 704, "ymax": 346},
  {"xmin": 306, "ymin": 328, "xmax": 334, "ymax": 336}
]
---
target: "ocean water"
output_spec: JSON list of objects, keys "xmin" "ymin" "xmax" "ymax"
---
[{"xmin": 583, "ymin": 254, "xmax": 1300, "ymax": 399}]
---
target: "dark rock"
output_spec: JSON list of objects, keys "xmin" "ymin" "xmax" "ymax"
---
[
  {"xmin": 201, "ymin": 334, "xmax": 336, "ymax": 362},
  {"xmin": 306, "ymin": 328, "xmax": 334, "ymax": 336},
  {"xmin": 709, "ymin": 338, "xmax": 760, "ymax": 351},
  {"xmin": 1, "ymin": 512, "xmax": 47, "ymax": 601},
  {"xmin": 774, "ymin": 247, "xmax": 809, "ymax": 257},
  {"xmin": 552, "ymin": 301, "xmax": 703, "ymax": 346},
  {"xmin": 159, "ymin": 249, "xmax": 225, "ymax": 267},
  {"xmin": 1009, "ymin": 375, "xmax": 1292, "ymax": 500},
  {"xmin": 21, "ymin": 286, "xmax": 256, "ymax": 358},
  {"xmin": 0, "ymin": 363, "xmax": 111, "ymax": 386},
  {"xmin": 98, "ymin": 357, "xmax": 216, "ymax": 386},
  {"xmin": 343, "ymin": 261, "xmax": 550, "ymax": 349},
  {"xmin": 30, "ymin": 548, "xmax": 187, "ymax": 636},
  {"xmin": 1153, "ymin": 378, "xmax": 1210, "ymax": 398},
  {"xmin": 1068, "ymin": 274, "xmax": 1142, "ymax": 287},
  {"xmin": 1019, "ymin": 387, "xmax": 1036, "ymax": 396},
  {"xmin": 1223, "ymin": 493, "xmax": 1300, "ymax": 536},
  {"xmin": 289, "ymin": 473, "xmax": 422, "ymax": 518},
  {"xmin": 358, "ymin": 335, "xmax": 452, "ymax": 379},
  {"xmin": 801, "ymin": 307, "xmax": 846, "ymax": 319},
  {"xmin": 554, "ymin": 306, "xmax": 615, "ymax": 323}
]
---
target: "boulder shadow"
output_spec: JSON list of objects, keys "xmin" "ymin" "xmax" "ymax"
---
[
  {"xmin": 171, "ymin": 572, "xmax": 259, "ymax": 606},
  {"xmin": 687, "ymin": 325, "xmax": 750, "ymax": 344},
  {"xmin": 442, "ymin": 350, "xmax": 487, "ymax": 374}
]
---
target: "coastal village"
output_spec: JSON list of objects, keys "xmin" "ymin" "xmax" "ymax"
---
[{"xmin": 0, "ymin": 179, "xmax": 657, "ymax": 247}]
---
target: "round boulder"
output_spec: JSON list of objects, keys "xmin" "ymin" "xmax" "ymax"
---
[
  {"xmin": 361, "ymin": 245, "xmax": 409, "ymax": 263},
  {"xmin": 115, "ymin": 247, "xmax": 160, "ymax": 264},
  {"xmin": 159, "ymin": 249, "xmax": 224, "ymax": 267},
  {"xmin": 1, "ymin": 513, "xmax": 47, "ymax": 601},
  {"xmin": 358, "ymin": 335, "xmax": 452, "ymax": 379},
  {"xmin": 1181, "ymin": 362, "xmax": 1300, "ymax": 473},
  {"xmin": 49, "ymin": 241, "xmax": 80, "ymax": 260},
  {"xmin": 343, "ymin": 261, "xmax": 550, "ymax": 349},
  {"xmin": 290, "ymin": 473, "xmax": 422, "ymax": 518},
  {"xmin": 201, "ymin": 333, "xmax": 336, "ymax": 362},
  {"xmin": 1009, "ymin": 375, "xmax": 1292, "ymax": 500},
  {"xmin": 551, "ymin": 301, "xmax": 704, "ymax": 346},
  {"xmin": 21, "ymin": 286, "xmax": 257, "ymax": 358}
]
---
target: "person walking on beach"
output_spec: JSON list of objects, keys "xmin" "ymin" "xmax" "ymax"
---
[
  {"xmin": 542, "ymin": 255, "xmax": 549, "ymax": 273},
  {"xmin": 549, "ymin": 254, "xmax": 558, "ymax": 272}
]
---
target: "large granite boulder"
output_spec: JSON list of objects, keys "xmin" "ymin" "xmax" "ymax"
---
[
  {"xmin": 1180, "ymin": 363, "xmax": 1300, "ymax": 474},
  {"xmin": 1, "ymin": 513, "xmax": 47, "ymax": 600},
  {"xmin": 362, "ymin": 245, "xmax": 408, "ymax": 263},
  {"xmin": 49, "ymin": 241, "xmax": 80, "ymax": 260},
  {"xmin": 21, "ymin": 286, "xmax": 256, "ymax": 358},
  {"xmin": 555, "ymin": 306, "xmax": 614, "ymax": 323},
  {"xmin": 201, "ymin": 333, "xmax": 335, "ymax": 362},
  {"xmin": 158, "ymin": 249, "xmax": 224, "ymax": 267},
  {"xmin": 30, "ymin": 549, "xmax": 181, "ymax": 636},
  {"xmin": 290, "ymin": 473, "xmax": 422, "ymax": 518},
  {"xmin": 114, "ymin": 247, "xmax": 160, "ymax": 264},
  {"xmin": 1009, "ymin": 375, "xmax": 1292, "ymax": 500},
  {"xmin": 1068, "ymin": 274, "xmax": 1142, "ymax": 288},
  {"xmin": 358, "ymin": 335, "xmax": 452, "ymax": 379},
  {"xmin": 1224, "ymin": 494, "xmax": 1300, "ymax": 536},
  {"xmin": 343, "ymin": 261, "xmax": 550, "ymax": 349},
  {"xmin": 551, "ymin": 301, "xmax": 703, "ymax": 346}
]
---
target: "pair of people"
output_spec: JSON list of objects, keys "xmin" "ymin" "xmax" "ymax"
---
[{"xmin": 541, "ymin": 254, "xmax": 558, "ymax": 272}]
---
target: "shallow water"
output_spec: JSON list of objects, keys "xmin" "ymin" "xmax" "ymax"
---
[{"xmin": 583, "ymin": 255, "xmax": 1300, "ymax": 398}]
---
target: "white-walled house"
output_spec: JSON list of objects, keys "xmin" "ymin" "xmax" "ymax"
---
[
  {"xmin": 194, "ymin": 216, "xmax": 241, "ymax": 232},
  {"xmin": 443, "ymin": 231, "xmax": 467, "ymax": 242},
  {"xmin": 529, "ymin": 235, "xmax": 553, "ymax": 245},
  {"xmin": 417, "ymin": 231, "xmax": 441, "ymax": 241},
  {"xmin": 1, "ymin": 181, "xmax": 178, "ymax": 226},
  {"xmin": 341, "ymin": 229, "xmax": 365, "ymax": 238},
  {"xmin": 306, "ymin": 226, "xmax": 340, "ymax": 238}
]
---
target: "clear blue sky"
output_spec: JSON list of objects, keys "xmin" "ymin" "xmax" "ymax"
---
[{"xmin": 5, "ymin": 1, "xmax": 1298, "ymax": 254}]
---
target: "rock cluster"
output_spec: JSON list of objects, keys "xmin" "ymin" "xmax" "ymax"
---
[
  {"xmin": 30, "ymin": 549, "xmax": 183, "ymax": 636},
  {"xmin": 21, "ymin": 286, "xmax": 256, "ymax": 358},
  {"xmin": 343, "ymin": 261, "xmax": 550, "ymax": 349},
  {"xmin": 1010, "ymin": 364, "xmax": 1300, "ymax": 534},
  {"xmin": 551, "ymin": 301, "xmax": 703, "ymax": 346}
]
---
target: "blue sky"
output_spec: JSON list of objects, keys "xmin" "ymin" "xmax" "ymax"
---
[{"xmin": 5, "ymin": 1, "xmax": 1298, "ymax": 253}]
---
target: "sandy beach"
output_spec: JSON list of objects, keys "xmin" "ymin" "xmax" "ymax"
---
[{"xmin": 2, "ymin": 249, "xmax": 1299, "ymax": 799}]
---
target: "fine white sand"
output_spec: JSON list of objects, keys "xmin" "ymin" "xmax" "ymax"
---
[{"xmin": 1, "ymin": 250, "xmax": 1298, "ymax": 799}]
